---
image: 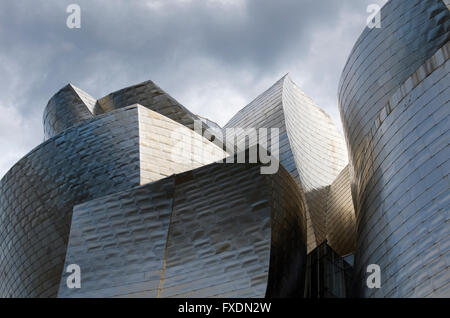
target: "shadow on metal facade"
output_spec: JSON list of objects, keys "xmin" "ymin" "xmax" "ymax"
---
[
  {"xmin": 1, "ymin": 71, "xmax": 359, "ymax": 297},
  {"xmin": 7, "ymin": 1, "xmax": 448, "ymax": 298},
  {"xmin": 224, "ymin": 75, "xmax": 352, "ymax": 254},
  {"xmin": 339, "ymin": 0, "xmax": 449, "ymax": 297},
  {"xmin": 0, "ymin": 104, "xmax": 225, "ymax": 297},
  {"xmin": 58, "ymin": 155, "xmax": 307, "ymax": 298}
]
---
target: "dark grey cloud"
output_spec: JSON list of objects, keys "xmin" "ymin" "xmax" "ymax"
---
[{"xmin": 0, "ymin": 0, "xmax": 387, "ymax": 177}]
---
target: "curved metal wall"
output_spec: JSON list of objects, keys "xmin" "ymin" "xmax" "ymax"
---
[
  {"xmin": 352, "ymin": 43, "xmax": 449, "ymax": 297},
  {"xmin": 43, "ymin": 80, "xmax": 228, "ymax": 150},
  {"xmin": 225, "ymin": 75, "xmax": 349, "ymax": 253},
  {"xmin": 338, "ymin": 0, "xmax": 449, "ymax": 297},
  {"xmin": 0, "ymin": 107, "xmax": 142, "ymax": 298},
  {"xmin": 0, "ymin": 105, "xmax": 226, "ymax": 298},
  {"xmin": 224, "ymin": 76, "xmax": 319, "ymax": 249},
  {"xmin": 325, "ymin": 165, "xmax": 356, "ymax": 256},
  {"xmin": 43, "ymin": 84, "xmax": 96, "ymax": 140},
  {"xmin": 58, "ymin": 160, "xmax": 307, "ymax": 298},
  {"xmin": 282, "ymin": 76, "xmax": 348, "ymax": 247},
  {"xmin": 339, "ymin": 0, "xmax": 449, "ymax": 158},
  {"xmin": 339, "ymin": 0, "xmax": 449, "ymax": 203},
  {"xmin": 97, "ymin": 80, "xmax": 202, "ymax": 131}
]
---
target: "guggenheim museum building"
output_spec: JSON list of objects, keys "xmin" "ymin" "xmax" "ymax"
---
[{"xmin": 0, "ymin": 0, "xmax": 448, "ymax": 298}]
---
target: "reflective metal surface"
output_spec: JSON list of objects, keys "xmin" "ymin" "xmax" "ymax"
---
[
  {"xmin": 43, "ymin": 84, "xmax": 96, "ymax": 140},
  {"xmin": 96, "ymin": 80, "xmax": 201, "ymax": 130},
  {"xmin": 58, "ymin": 157, "xmax": 307, "ymax": 298},
  {"xmin": 43, "ymin": 80, "xmax": 227, "ymax": 147},
  {"xmin": 339, "ymin": 0, "xmax": 450, "ymax": 297},
  {"xmin": 0, "ymin": 104, "xmax": 225, "ymax": 298},
  {"xmin": 325, "ymin": 165, "xmax": 356, "ymax": 256},
  {"xmin": 225, "ymin": 75, "xmax": 351, "ymax": 253}
]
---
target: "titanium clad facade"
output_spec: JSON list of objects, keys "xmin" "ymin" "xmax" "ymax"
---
[
  {"xmin": 44, "ymin": 80, "xmax": 226, "ymax": 146},
  {"xmin": 137, "ymin": 106, "xmax": 226, "ymax": 184},
  {"xmin": 96, "ymin": 80, "xmax": 201, "ymax": 130},
  {"xmin": 282, "ymin": 77, "xmax": 348, "ymax": 248},
  {"xmin": 0, "ymin": 103, "xmax": 225, "ymax": 298},
  {"xmin": 338, "ymin": 0, "xmax": 450, "ymax": 298},
  {"xmin": 96, "ymin": 81, "xmax": 232, "ymax": 151},
  {"xmin": 352, "ymin": 44, "xmax": 449, "ymax": 297},
  {"xmin": 0, "ymin": 107, "xmax": 142, "ymax": 298},
  {"xmin": 43, "ymin": 84, "xmax": 97, "ymax": 140},
  {"xmin": 59, "ymin": 160, "xmax": 308, "ymax": 298},
  {"xmin": 339, "ymin": 0, "xmax": 449, "ymax": 155},
  {"xmin": 224, "ymin": 77, "xmax": 319, "ymax": 251},
  {"xmin": 338, "ymin": 0, "xmax": 449, "ymax": 203},
  {"xmin": 325, "ymin": 166, "xmax": 356, "ymax": 257},
  {"xmin": 58, "ymin": 176, "xmax": 175, "ymax": 298},
  {"xmin": 7, "ymin": 4, "xmax": 449, "ymax": 295},
  {"xmin": 225, "ymin": 75, "xmax": 349, "ymax": 253}
]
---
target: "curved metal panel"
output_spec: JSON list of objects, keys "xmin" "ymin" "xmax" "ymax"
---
[
  {"xmin": 338, "ymin": 0, "xmax": 449, "ymax": 202},
  {"xmin": 352, "ymin": 44, "xmax": 449, "ymax": 297},
  {"xmin": 58, "ymin": 160, "xmax": 307, "ymax": 298},
  {"xmin": 0, "ymin": 105, "xmax": 226, "ymax": 298},
  {"xmin": 339, "ymin": 0, "xmax": 449, "ymax": 154},
  {"xmin": 43, "ymin": 84, "xmax": 96, "ymax": 140},
  {"xmin": 1, "ymin": 107, "xmax": 142, "ymax": 298},
  {"xmin": 338, "ymin": 0, "xmax": 449, "ymax": 297},
  {"xmin": 97, "ymin": 80, "xmax": 200, "ymax": 130},
  {"xmin": 325, "ymin": 165, "xmax": 356, "ymax": 256},
  {"xmin": 44, "ymin": 81, "xmax": 227, "ymax": 150},
  {"xmin": 224, "ymin": 75, "xmax": 349, "ymax": 252},
  {"xmin": 282, "ymin": 76, "xmax": 348, "ymax": 246}
]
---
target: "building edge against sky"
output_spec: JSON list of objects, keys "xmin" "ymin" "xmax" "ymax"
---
[
  {"xmin": 0, "ymin": 71, "xmax": 356, "ymax": 297},
  {"xmin": 338, "ymin": 0, "xmax": 449, "ymax": 297},
  {"xmin": 0, "ymin": 0, "xmax": 448, "ymax": 298}
]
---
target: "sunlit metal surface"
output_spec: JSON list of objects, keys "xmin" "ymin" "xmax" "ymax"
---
[
  {"xmin": 225, "ymin": 75, "xmax": 351, "ymax": 253},
  {"xmin": 0, "ymin": 104, "xmax": 225, "ymax": 298},
  {"xmin": 58, "ymin": 157, "xmax": 307, "ymax": 298},
  {"xmin": 325, "ymin": 165, "xmax": 356, "ymax": 256}
]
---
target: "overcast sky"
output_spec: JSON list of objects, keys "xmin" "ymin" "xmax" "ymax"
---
[{"xmin": 0, "ymin": 0, "xmax": 388, "ymax": 178}]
